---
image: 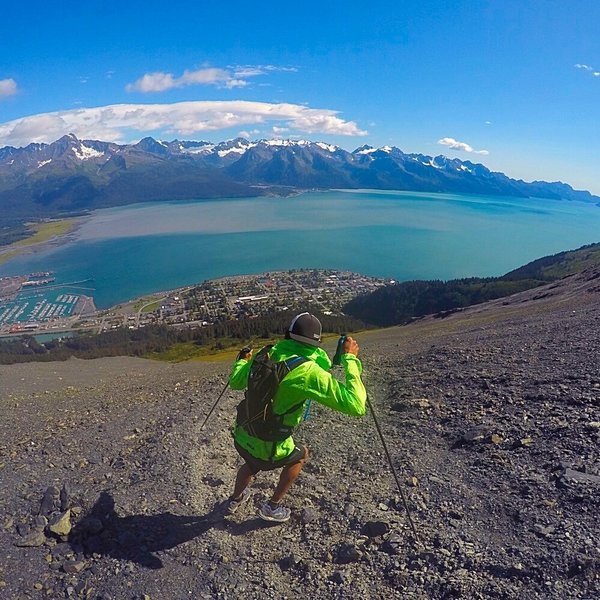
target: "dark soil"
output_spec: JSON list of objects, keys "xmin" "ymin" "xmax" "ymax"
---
[{"xmin": 1, "ymin": 268, "xmax": 599, "ymax": 599}]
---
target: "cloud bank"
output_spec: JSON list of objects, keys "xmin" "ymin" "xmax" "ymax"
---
[
  {"xmin": 126, "ymin": 65, "xmax": 296, "ymax": 92},
  {"xmin": 437, "ymin": 137, "xmax": 489, "ymax": 155},
  {"xmin": 0, "ymin": 101, "xmax": 367, "ymax": 147},
  {"xmin": 0, "ymin": 78, "xmax": 17, "ymax": 98}
]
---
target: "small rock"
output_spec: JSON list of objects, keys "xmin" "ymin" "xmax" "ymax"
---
[
  {"xmin": 34, "ymin": 515, "xmax": 48, "ymax": 529},
  {"xmin": 562, "ymin": 468, "xmax": 600, "ymax": 486},
  {"xmin": 301, "ymin": 507, "xmax": 318, "ymax": 524},
  {"xmin": 335, "ymin": 543, "xmax": 361, "ymax": 564},
  {"xmin": 62, "ymin": 560, "xmax": 86, "ymax": 574},
  {"xmin": 330, "ymin": 571, "xmax": 345, "ymax": 584},
  {"xmin": 343, "ymin": 503, "xmax": 355, "ymax": 517},
  {"xmin": 60, "ymin": 483, "xmax": 71, "ymax": 512},
  {"xmin": 462, "ymin": 426, "xmax": 489, "ymax": 444},
  {"xmin": 39, "ymin": 486, "xmax": 59, "ymax": 516},
  {"xmin": 378, "ymin": 503, "xmax": 389, "ymax": 511},
  {"xmin": 47, "ymin": 510, "xmax": 72, "ymax": 537},
  {"xmin": 408, "ymin": 476, "xmax": 418, "ymax": 487},
  {"xmin": 279, "ymin": 554, "xmax": 296, "ymax": 571},
  {"xmin": 381, "ymin": 532, "xmax": 403, "ymax": 555},
  {"xmin": 490, "ymin": 433, "xmax": 503, "ymax": 445},
  {"xmin": 533, "ymin": 523, "xmax": 555, "ymax": 538},
  {"xmin": 361, "ymin": 521, "xmax": 390, "ymax": 538},
  {"xmin": 15, "ymin": 530, "xmax": 46, "ymax": 547}
]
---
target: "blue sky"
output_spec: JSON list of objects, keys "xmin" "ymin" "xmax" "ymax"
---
[{"xmin": 1, "ymin": 1, "xmax": 598, "ymax": 193}]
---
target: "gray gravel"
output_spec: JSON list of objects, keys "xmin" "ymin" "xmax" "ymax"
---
[{"xmin": 1, "ymin": 268, "xmax": 599, "ymax": 599}]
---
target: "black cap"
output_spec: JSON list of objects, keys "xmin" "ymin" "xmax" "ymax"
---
[{"xmin": 287, "ymin": 312, "xmax": 322, "ymax": 346}]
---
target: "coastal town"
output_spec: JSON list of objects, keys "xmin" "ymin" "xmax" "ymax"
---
[{"xmin": 0, "ymin": 269, "xmax": 389, "ymax": 339}]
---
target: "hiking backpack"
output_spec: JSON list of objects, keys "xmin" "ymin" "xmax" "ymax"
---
[{"xmin": 236, "ymin": 345, "xmax": 308, "ymax": 441}]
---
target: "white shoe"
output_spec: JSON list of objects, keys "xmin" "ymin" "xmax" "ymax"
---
[
  {"xmin": 225, "ymin": 488, "xmax": 251, "ymax": 514},
  {"xmin": 258, "ymin": 502, "xmax": 291, "ymax": 522}
]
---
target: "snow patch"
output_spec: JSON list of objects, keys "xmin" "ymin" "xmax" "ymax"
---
[
  {"xmin": 217, "ymin": 142, "xmax": 257, "ymax": 157},
  {"xmin": 315, "ymin": 142, "xmax": 338, "ymax": 152},
  {"xmin": 37, "ymin": 159, "xmax": 52, "ymax": 168},
  {"xmin": 356, "ymin": 147, "xmax": 377, "ymax": 155},
  {"xmin": 263, "ymin": 139, "xmax": 310, "ymax": 147},
  {"xmin": 73, "ymin": 144, "xmax": 104, "ymax": 160},
  {"xmin": 180, "ymin": 144, "xmax": 214, "ymax": 154}
]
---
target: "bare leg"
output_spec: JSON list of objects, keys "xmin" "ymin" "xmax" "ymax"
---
[
  {"xmin": 270, "ymin": 447, "xmax": 309, "ymax": 504},
  {"xmin": 232, "ymin": 463, "xmax": 254, "ymax": 500}
]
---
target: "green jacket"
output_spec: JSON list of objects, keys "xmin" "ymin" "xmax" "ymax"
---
[{"xmin": 229, "ymin": 338, "xmax": 367, "ymax": 461}]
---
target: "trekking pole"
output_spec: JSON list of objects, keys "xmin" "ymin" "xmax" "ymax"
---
[
  {"xmin": 367, "ymin": 395, "xmax": 420, "ymax": 546},
  {"xmin": 199, "ymin": 380, "xmax": 229, "ymax": 432},
  {"xmin": 199, "ymin": 347, "xmax": 251, "ymax": 432},
  {"xmin": 333, "ymin": 335, "xmax": 420, "ymax": 544}
]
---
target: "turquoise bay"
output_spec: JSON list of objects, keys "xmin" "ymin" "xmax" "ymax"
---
[{"xmin": 1, "ymin": 190, "xmax": 599, "ymax": 309}]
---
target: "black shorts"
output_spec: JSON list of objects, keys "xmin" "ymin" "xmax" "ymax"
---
[{"xmin": 234, "ymin": 441, "xmax": 306, "ymax": 475}]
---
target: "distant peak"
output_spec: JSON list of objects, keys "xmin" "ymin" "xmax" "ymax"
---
[{"xmin": 353, "ymin": 145, "xmax": 376, "ymax": 154}]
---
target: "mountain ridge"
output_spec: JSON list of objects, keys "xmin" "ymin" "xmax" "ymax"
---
[{"xmin": 0, "ymin": 134, "xmax": 597, "ymax": 223}]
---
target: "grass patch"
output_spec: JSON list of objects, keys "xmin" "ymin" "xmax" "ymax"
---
[
  {"xmin": 144, "ymin": 331, "xmax": 357, "ymax": 363},
  {"xmin": 145, "ymin": 336, "xmax": 276, "ymax": 363},
  {"xmin": 0, "ymin": 219, "xmax": 79, "ymax": 266},
  {"xmin": 141, "ymin": 300, "xmax": 161, "ymax": 313},
  {"xmin": 13, "ymin": 219, "xmax": 78, "ymax": 247}
]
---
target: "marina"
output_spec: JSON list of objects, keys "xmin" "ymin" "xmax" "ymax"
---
[{"xmin": 0, "ymin": 271, "xmax": 96, "ymax": 333}]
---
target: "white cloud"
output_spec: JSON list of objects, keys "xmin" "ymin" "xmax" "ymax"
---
[
  {"xmin": 438, "ymin": 137, "xmax": 489, "ymax": 155},
  {"xmin": 272, "ymin": 126, "xmax": 289, "ymax": 135},
  {"xmin": 126, "ymin": 68, "xmax": 248, "ymax": 92},
  {"xmin": 126, "ymin": 64, "xmax": 296, "ymax": 93},
  {"xmin": 232, "ymin": 65, "xmax": 297, "ymax": 78},
  {"xmin": 0, "ymin": 78, "xmax": 17, "ymax": 98},
  {"xmin": 238, "ymin": 128, "xmax": 260, "ymax": 138},
  {"xmin": 575, "ymin": 63, "xmax": 600, "ymax": 77},
  {"xmin": 0, "ymin": 101, "xmax": 367, "ymax": 146}
]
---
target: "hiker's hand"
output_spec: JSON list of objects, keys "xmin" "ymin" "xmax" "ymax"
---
[{"xmin": 343, "ymin": 336, "xmax": 359, "ymax": 356}]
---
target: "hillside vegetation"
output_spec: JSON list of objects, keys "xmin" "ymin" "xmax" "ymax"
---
[
  {"xmin": 344, "ymin": 242, "xmax": 600, "ymax": 326},
  {"xmin": 0, "ymin": 312, "xmax": 364, "ymax": 365}
]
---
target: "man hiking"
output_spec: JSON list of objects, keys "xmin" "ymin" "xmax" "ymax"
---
[{"xmin": 226, "ymin": 312, "xmax": 367, "ymax": 522}]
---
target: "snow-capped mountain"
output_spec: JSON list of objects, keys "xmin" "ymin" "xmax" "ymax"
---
[{"xmin": 0, "ymin": 134, "xmax": 597, "ymax": 219}]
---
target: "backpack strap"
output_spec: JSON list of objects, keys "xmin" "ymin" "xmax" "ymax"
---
[{"xmin": 276, "ymin": 355, "xmax": 309, "ymax": 417}]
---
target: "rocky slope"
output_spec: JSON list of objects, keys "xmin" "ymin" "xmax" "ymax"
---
[{"xmin": 1, "ymin": 268, "xmax": 599, "ymax": 599}]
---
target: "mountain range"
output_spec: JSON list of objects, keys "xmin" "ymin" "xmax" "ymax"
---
[{"xmin": 0, "ymin": 134, "xmax": 598, "ymax": 220}]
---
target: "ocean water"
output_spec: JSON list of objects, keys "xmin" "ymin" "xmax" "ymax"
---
[{"xmin": 1, "ymin": 190, "xmax": 599, "ymax": 309}]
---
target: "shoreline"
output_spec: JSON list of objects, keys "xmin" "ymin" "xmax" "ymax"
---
[{"xmin": 0, "ymin": 215, "xmax": 89, "ymax": 266}]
